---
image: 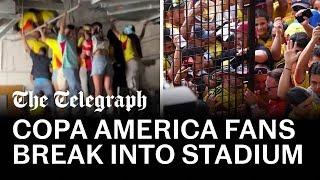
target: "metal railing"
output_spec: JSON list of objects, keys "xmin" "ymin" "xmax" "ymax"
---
[{"xmin": 163, "ymin": 0, "xmax": 256, "ymax": 117}]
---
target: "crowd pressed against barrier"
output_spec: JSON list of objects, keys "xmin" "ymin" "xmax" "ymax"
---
[
  {"xmin": 163, "ymin": 0, "xmax": 320, "ymax": 119},
  {"xmin": 17, "ymin": 9, "xmax": 151, "ymax": 117}
]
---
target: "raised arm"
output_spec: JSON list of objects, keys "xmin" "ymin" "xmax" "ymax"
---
[
  {"xmin": 171, "ymin": 36, "xmax": 182, "ymax": 84},
  {"xmin": 278, "ymin": 40, "xmax": 300, "ymax": 99},
  {"xmin": 270, "ymin": 17, "xmax": 284, "ymax": 61},
  {"xmin": 180, "ymin": 1, "xmax": 203, "ymax": 40},
  {"xmin": 294, "ymin": 26, "xmax": 320, "ymax": 84},
  {"xmin": 59, "ymin": 12, "xmax": 67, "ymax": 35},
  {"xmin": 21, "ymin": 32, "xmax": 31, "ymax": 54},
  {"xmin": 38, "ymin": 27, "xmax": 46, "ymax": 42},
  {"xmin": 173, "ymin": 67, "xmax": 189, "ymax": 85},
  {"xmin": 296, "ymin": 9, "xmax": 314, "ymax": 38},
  {"xmin": 266, "ymin": 0, "xmax": 274, "ymax": 20},
  {"xmin": 277, "ymin": 0, "xmax": 288, "ymax": 18},
  {"xmin": 301, "ymin": 20, "xmax": 313, "ymax": 38},
  {"xmin": 244, "ymin": 89, "xmax": 266, "ymax": 119},
  {"xmin": 140, "ymin": 21, "xmax": 149, "ymax": 40}
]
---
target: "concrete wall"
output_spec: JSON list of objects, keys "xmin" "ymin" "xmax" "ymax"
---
[{"xmin": 0, "ymin": 32, "xmax": 34, "ymax": 90}]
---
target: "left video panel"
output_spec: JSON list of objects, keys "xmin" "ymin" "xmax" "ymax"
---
[{"xmin": 0, "ymin": 0, "xmax": 160, "ymax": 118}]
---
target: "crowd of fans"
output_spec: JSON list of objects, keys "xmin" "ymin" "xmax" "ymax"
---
[
  {"xmin": 17, "ymin": 9, "xmax": 150, "ymax": 117},
  {"xmin": 163, "ymin": 0, "xmax": 320, "ymax": 119}
]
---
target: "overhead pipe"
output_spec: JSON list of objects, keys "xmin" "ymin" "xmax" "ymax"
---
[
  {"xmin": 99, "ymin": 0, "xmax": 158, "ymax": 8},
  {"xmin": 107, "ymin": 4, "xmax": 160, "ymax": 16},
  {"xmin": 24, "ymin": 0, "xmax": 81, "ymax": 36},
  {"xmin": 89, "ymin": 0, "xmax": 155, "ymax": 10},
  {"xmin": 0, "ymin": 18, "xmax": 19, "ymax": 39},
  {"xmin": 17, "ymin": 1, "xmax": 65, "ymax": 11},
  {"xmin": 143, "ymin": 13, "xmax": 160, "ymax": 21}
]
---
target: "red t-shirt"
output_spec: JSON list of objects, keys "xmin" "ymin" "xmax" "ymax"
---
[
  {"xmin": 267, "ymin": 99, "xmax": 287, "ymax": 119},
  {"xmin": 82, "ymin": 39, "xmax": 93, "ymax": 71}
]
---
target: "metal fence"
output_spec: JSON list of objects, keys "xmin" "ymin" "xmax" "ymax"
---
[{"xmin": 163, "ymin": 0, "xmax": 256, "ymax": 117}]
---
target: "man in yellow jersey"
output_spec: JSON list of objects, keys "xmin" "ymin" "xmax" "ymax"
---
[
  {"xmin": 277, "ymin": 38, "xmax": 319, "ymax": 106},
  {"xmin": 26, "ymin": 29, "xmax": 47, "ymax": 54},
  {"xmin": 111, "ymin": 20, "xmax": 140, "ymax": 91},
  {"xmin": 279, "ymin": 40, "xmax": 320, "ymax": 115},
  {"xmin": 295, "ymin": 27, "xmax": 320, "ymax": 89},
  {"xmin": 204, "ymin": 64, "xmax": 248, "ymax": 117}
]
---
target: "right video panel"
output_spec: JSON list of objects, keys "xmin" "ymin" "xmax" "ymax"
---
[{"xmin": 162, "ymin": 0, "xmax": 320, "ymax": 120}]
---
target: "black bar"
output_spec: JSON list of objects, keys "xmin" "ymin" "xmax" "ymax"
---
[{"xmin": 247, "ymin": 0, "xmax": 256, "ymax": 91}]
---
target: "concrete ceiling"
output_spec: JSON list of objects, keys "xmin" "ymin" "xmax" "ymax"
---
[
  {"xmin": 1, "ymin": 0, "xmax": 159, "ymax": 21},
  {"xmin": 89, "ymin": 0, "xmax": 160, "ymax": 21},
  {"xmin": 0, "ymin": 0, "xmax": 160, "ymax": 38}
]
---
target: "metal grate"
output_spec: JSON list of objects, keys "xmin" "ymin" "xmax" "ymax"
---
[{"xmin": 163, "ymin": 0, "xmax": 256, "ymax": 117}]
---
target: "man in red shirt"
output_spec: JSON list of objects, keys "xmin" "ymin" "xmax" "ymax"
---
[{"xmin": 245, "ymin": 68, "xmax": 288, "ymax": 119}]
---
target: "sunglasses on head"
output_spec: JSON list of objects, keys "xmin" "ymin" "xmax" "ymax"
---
[{"xmin": 254, "ymin": 67, "xmax": 269, "ymax": 74}]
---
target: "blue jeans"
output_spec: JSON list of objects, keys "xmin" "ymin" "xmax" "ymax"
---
[
  {"xmin": 63, "ymin": 68, "xmax": 81, "ymax": 97},
  {"xmin": 34, "ymin": 78, "xmax": 55, "ymax": 113},
  {"xmin": 63, "ymin": 68, "xmax": 81, "ymax": 114}
]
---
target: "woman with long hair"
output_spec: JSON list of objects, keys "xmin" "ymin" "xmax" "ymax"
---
[{"xmin": 91, "ymin": 22, "xmax": 113, "ymax": 99}]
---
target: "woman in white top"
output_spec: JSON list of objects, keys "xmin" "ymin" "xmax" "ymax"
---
[{"xmin": 91, "ymin": 22, "xmax": 113, "ymax": 98}]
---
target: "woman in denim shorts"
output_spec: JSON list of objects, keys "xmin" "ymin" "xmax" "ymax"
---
[{"xmin": 91, "ymin": 22, "xmax": 113, "ymax": 98}]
